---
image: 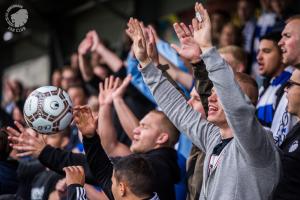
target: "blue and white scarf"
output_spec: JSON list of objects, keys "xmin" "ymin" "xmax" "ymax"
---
[{"xmin": 256, "ymin": 67, "xmax": 293, "ymax": 128}]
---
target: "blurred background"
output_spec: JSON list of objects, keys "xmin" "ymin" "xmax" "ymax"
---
[{"xmin": 0, "ymin": 0, "xmax": 299, "ymax": 99}]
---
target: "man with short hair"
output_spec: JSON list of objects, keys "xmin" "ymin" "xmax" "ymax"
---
[
  {"xmin": 65, "ymin": 155, "xmax": 159, "ymax": 200},
  {"xmin": 256, "ymin": 31, "xmax": 297, "ymax": 145},
  {"xmin": 270, "ymin": 15, "xmax": 300, "ymax": 200},
  {"xmin": 73, "ymin": 106, "xmax": 180, "ymax": 200},
  {"xmin": 127, "ymin": 2, "xmax": 281, "ymax": 199}
]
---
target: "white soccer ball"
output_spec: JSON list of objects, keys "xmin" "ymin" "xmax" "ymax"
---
[{"xmin": 23, "ymin": 86, "xmax": 73, "ymax": 134}]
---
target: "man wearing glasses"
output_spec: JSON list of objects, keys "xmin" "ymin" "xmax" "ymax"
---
[{"xmin": 272, "ymin": 15, "xmax": 300, "ymax": 200}]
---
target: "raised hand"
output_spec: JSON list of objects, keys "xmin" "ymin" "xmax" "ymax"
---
[
  {"xmin": 86, "ymin": 30, "xmax": 99, "ymax": 52},
  {"xmin": 78, "ymin": 37, "xmax": 93, "ymax": 55},
  {"xmin": 6, "ymin": 121, "xmax": 46, "ymax": 158},
  {"xmin": 112, "ymin": 74, "xmax": 132, "ymax": 100},
  {"xmin": 73, "ymin": 106, "xmax": 97, "ymax": 138},
  {"xmin": 126, "ymin": 18, "xmax": 152, "ymax": 67},
  {"xmin": 99, "ymin": 76, "xmax": 121, "ymax": 106},
  {"xmin": 171, "ymin": 22, "xmax": 201, "ymax": 63},
  {"xmin": 63, "ymin": 166, "xmax": 85, "ymax": 186},
  {"xmin": 193, "ymin": 2, "xmax": 212, "ymax": 52},
  {"xmin": 145, "ymin": 26, "xmax": 159, "ymax": 65}
]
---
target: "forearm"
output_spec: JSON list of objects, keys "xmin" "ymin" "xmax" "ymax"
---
[
  {"xmin": 113, "ymin": 98, "xmax": 139, "ymax": 140},
  {"xmin": 83, "ymin": 135, "xmax": 114, "ymax": 199},
  {"xmin": 38, "ymin": 145, "xmax": 97, "ymax": 185},
  {"xmin": 96, "ymin": 46, "xmax": 123, "ymax": 73},
  {"xmin": 202, "ymin": 47, "xmax": 275, "ymax": 163},
  {"xmin": 98, "ymin": 105, "xmax": 119, "ymax": 155},
  {"xmin": 78, "ymin": 54, "xmax": 94, "ymax": 81}
]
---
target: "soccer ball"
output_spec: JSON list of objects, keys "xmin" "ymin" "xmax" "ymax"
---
[{"xmin": 23, "ymin": 86, "xmax": 73, "ymax": 134}]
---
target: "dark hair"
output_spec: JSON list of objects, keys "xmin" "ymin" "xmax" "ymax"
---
[
  {"xmin": 114, "ymin": 154, "xmax": 155, "ymax": 197},
  {"xmin": 0, "ymin": 130, "xmax": 12, "ymax": 161},
  {"xmin": 260, "ymin": 31, "xmax": 282, "ymax": 44}
]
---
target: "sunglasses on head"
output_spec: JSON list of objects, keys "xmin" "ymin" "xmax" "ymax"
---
[{"xmin": 285, "ymin": 80, "xmax": 300, "ymax": 89}]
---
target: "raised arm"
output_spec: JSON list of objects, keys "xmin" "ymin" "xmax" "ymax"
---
[
  {"xmin": 126, "ymin": 18, "xmax": 219, "ymax": 152},
  {"xmin": 193, "ymin": 3, "xmax": 276, "ymax": 163},
  {"xmin": 73, "ymin": 106, "xmax": 114, "ymax": 199},
  {"xmin": 78, "ymin": 32, "xmax": 95, "ymax": 82},
  {"xmin": 98, "ymin": 76, "xmax": 132, "ymax": 157},
  {"xmin": 112, "ymin": 75, "xmax": 139, "ymax": 140}
]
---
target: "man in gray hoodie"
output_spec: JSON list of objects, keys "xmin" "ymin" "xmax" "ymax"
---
[{"xmin": 126, "ymin": 2, "xmax": 281, "ymax": 200}]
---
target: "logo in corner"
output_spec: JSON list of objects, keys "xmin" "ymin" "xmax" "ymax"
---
[{"xmin": 5, "ymin": 4, "xmax": 28, "ymax": 32}]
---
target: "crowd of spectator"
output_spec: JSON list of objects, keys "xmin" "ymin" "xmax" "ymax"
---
[{"xmin": 1, "ymin": 0, "xmax": 300, "ymax": 200}]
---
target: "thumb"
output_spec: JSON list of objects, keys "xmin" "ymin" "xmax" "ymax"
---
[{"xmin": 171, "ymin": 43, "xmax": 181, "ymax": 54}]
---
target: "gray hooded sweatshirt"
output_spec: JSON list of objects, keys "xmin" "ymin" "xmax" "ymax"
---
[{"xmin": 139, "ymin": 47, "xmax": 281, "ymax": 200}]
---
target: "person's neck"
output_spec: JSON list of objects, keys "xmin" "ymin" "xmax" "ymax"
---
[
  {"xmin": 220, "ymin": 125, "xmax": 233, "ymax": 140},
  {"xmin": 271, "ymin": 65, "xmax": 286, "ymax": 78}
]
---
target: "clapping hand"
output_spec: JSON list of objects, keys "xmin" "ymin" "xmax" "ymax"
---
[{"xmin": 126, "ymin": 18, "xmax": 159, "ymax": 67}]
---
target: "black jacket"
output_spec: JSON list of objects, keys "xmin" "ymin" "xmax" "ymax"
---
[
  {"xmin": 83, "ymin": 134, "xmax": 180, "ymax": 200},
  {"xmin": 37, "ymin": 135, "xmax": 180, "ymax": 200},
  {"xmin": 67, "ymin": 184, "xmax": 87, "ymax": 200},
  {"xmin": 38, "ymin": 145, "xmax": 97, "ymax": 185},
  {"xmin": 273, "ymin": 122, "xmax": 300, "ymax": 200}
]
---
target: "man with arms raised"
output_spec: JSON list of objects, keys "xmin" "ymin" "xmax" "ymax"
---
[{"xmin": 127, "ymin": 2, "xmax": 281, "ymax": 200}]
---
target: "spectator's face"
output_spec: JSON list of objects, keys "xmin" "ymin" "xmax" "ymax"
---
[
  {"xmin": 270, "ymin": 0, "xmax": 284, "ymax": 16},
  {"xmin": 130, "ymin": 113, "xmax": 163, "ymax": 153},
  {"xmin": 219, "ymin": 25, "xmax": 236, "ymax": 47},
  {"xmin": 207, "ymin": 88, "xmax": 227, "ymax": 126},
  {"xmin": 111, "ymin": 171, "xmax": 128, "ymax": 200},
  {"xmin": 279, "ymin": 20, "xmax": 300, "ymax": 67},
  {"xmin": 61, "ymin": 69, "xmax": 77, "ymax": 90},
  {"xmin": 51, "ymin": 71, "xmax": 62, "ymax": 88},
  {"xmin": 187, "ymin": 88, "xmax": 205, "ymax": 115},
  {"xmin": 238, "ymin": 0, "xmax": 253, "ymax": 22},
  {"xmin": 70, "ymin": 53, "xmax": 79, "ymax": 69},
  {"xmin": 285, "ymin": 70, "xmax": 300, "ymax": 117},
  {"xmin": 68, "ymin": 87, "xmax": 86, "ymax": 106},
  {"xmin": 257, "ymin": 39, "xmax": 282, "ymax": 77},
  {"xmin": 211, "ymin": 13, "xmax": 225, "ymax": 33}
]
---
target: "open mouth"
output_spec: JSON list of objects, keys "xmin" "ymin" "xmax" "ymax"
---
[
  {"xmin": 208, "ymin": 105, "xmax": 218, "ymax": 115},
  {"xmin": 281, "ymin": 47, "xmax": 287, "ymax": 54}
]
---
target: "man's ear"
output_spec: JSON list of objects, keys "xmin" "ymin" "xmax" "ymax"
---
[
  {"xmin": 119, "ymin": 182, "xmax": 126, "ymax": 197},
  {"xmin": 156, "ymin": 132, "xmax": 169, "ymax": 145}
]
